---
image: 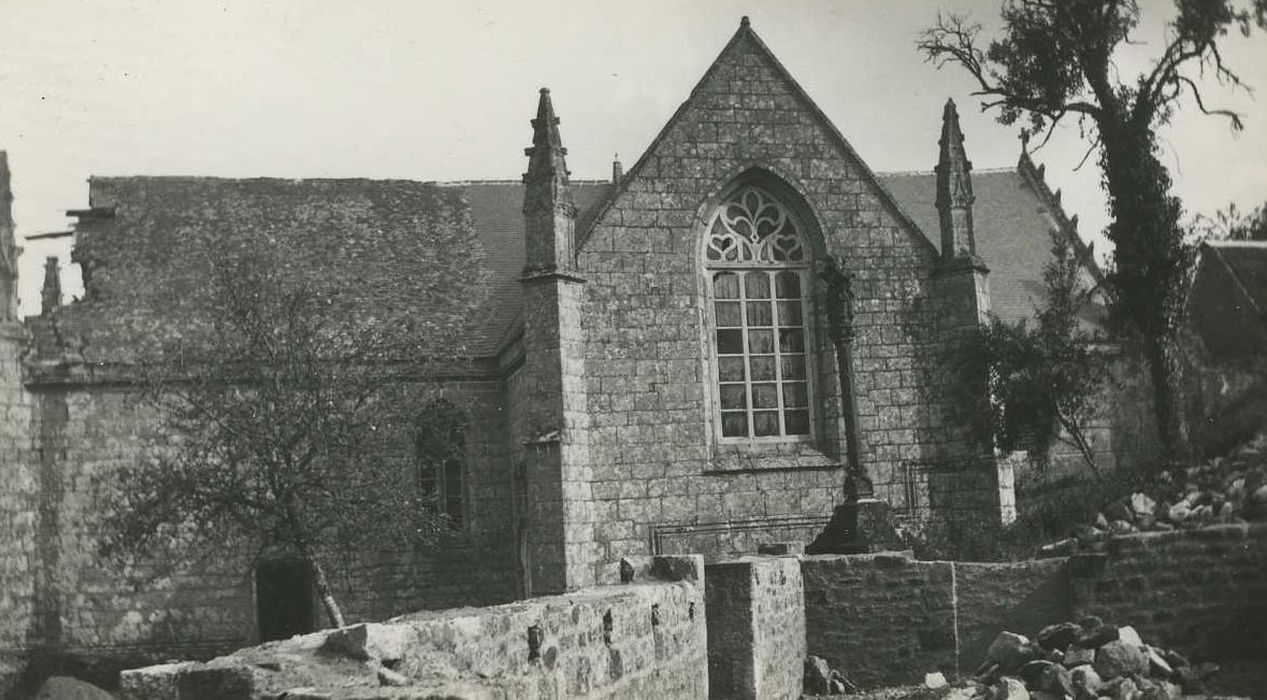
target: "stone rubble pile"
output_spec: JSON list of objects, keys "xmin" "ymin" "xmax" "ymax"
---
[
  {"xmin": 1039, "ymin": 432, "xmax": 1267, "ymax": 557},
  {"xmin": 968, "ymin": 617, "xmax": 1218, "ymax": 699},
  {"xmin": 805, "ymin": 654, "xmax": 861, "ymax": 696}
]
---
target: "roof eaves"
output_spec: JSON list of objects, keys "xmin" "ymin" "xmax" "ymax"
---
[
  {"xmin": 1207, "ymin": 243, "xmax": 1266, "ymax": 319},
  {"xmin": 1016, "ymin": 148, "xmax": 1105, "ymax": 284}
]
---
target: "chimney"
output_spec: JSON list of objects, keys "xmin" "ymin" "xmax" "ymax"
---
[
  {"xmin": 611, "ymin": 154, "xmax": 623, "ymax": 185},
  {"xmin": 41, "ymin": 256, "xmax": 60, "ymax": 315}
]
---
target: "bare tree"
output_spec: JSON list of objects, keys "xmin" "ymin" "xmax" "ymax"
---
[
  {"xmin": 99, "ymin": 250, "xmax": 472, "ymax": 628},
  {"xmin": 919, "ymin": 0, "xmax": 1266, "ymax": 457}
]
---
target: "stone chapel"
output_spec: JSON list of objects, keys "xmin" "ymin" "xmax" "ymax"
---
[{"xmin": 0, "ymin": 17, "xmax": 1102, "ymax": 675}]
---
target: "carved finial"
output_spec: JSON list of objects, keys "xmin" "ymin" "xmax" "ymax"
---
[
  {"xmin": 740, "ymin": 15, "xmax": 750, "ymax": 27},
  {"xmin": 935, "ymin": 98, "xmax": 977, "ymax": 259},
  {"xmin": 1070, "ymin": 214, "xmax": 1079, "ymax": 231},
  {"xmin": 612, "ymin": 154, "xmax": 623, "ymax": 185},
  {"xmin": 1054, "ymin": 188, "xmax": 1062, "ymax": 204},
  {"xmin": 41, "ymin": 256, "xmax": 61, "ymax": 315},
  {"xmin": 522, "ymin": 88, "xmax": 577, "ymax": 275},
  {"xmin": 0, "ymin": 151, "xmax": 17, "ymax": 322},
  {"xmin": 1037, "ymin": 163, "xmax": 1046, "ymax": 180},
  {"xmin": 523, "ymin": 87, "xmax": 574, "ymax": 212}
]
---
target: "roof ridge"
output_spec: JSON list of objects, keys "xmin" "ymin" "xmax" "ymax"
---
[
  {"xmin": 86, "ymin": 175, "xmax": 613, "ymax": 186},
  {"xmin": 1204, "ymin": 239, "xmax": 1267, "ymax": 248},
  {"xmin": 878, "ymin": 166, "xmax": 1018, "ymax": 178}
]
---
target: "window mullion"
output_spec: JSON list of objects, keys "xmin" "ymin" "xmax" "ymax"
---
[
  {"xmin": 771, "ymin": 271, "xmax": 787, "ymax": 437},
  {"xmin": 740, "ymin": 273, "xmax": 754, "ymax": 439}
]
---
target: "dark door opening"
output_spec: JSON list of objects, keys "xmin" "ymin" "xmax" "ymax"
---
[{"xmin": 255, "ymin": 558, "xmax": 315, "ymax": 642}]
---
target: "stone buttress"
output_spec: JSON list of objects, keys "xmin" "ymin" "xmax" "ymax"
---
[
  {"xmin": 516, "ymin": 89, "xmax": 595, "ymax": 594},
  {"xmin": 930, "ymin": 99, "xmax": 1015, "ymax": 525}
]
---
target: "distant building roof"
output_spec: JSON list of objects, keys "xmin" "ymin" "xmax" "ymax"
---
[
  {"xmin": 878, "ymin": 165, "xmax": 1099, "ymax": 327},
  {"xmin": 1189, "ymin": 240, "xmax": 1267, "ymax": 359}
]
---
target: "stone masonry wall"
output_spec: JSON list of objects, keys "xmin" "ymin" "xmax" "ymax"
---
[
  {"xmin": 578, "ymin": 24, "xmax": 976, "ymax": 579},
  {"xmin": 6, "ymin": 376, "xmax": 519, "ymax": 693},
  {"xmin": 801, "ymin": 525, "xmax": 1267, "ymax": 689},
  {"xmin": 119, "ymin": 555, "xmax": 708, "ymax": 700},
  {"xmin": 704, "ymin": 556, "xmax": 804, "ymax": 700},
  {"xmin": 1069, "ymin": 523, "xmax": 1267, "ymax": 660},
  {"xmin": 0, "ymin": 323, "xmax": 36, "ymax": 697},
  {"xmin": 801, "ymin": 551, "xmax": 1069, "ymax": 688}
]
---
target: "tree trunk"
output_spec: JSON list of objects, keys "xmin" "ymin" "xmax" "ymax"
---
[
  {"xmin": 299, "ymin": 546, "xmax": 345, "ymax": 628},
  {"xmin": 1098, "ymin": 122, "xmax": 1190, "ymax": 460},
  {"xmin": 1144, "ymin": 336, "xmax": 1188, "ymax": 462}
]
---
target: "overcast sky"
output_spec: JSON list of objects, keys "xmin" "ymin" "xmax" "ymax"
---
[{"xmin": 2, "ymin": 0, "xmax": 1264, "ymax": 317}]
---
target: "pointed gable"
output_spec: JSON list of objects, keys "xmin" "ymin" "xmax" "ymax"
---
[{"xmin": 580, "ymin": 17, "xmax": 936, "ymax": 260}]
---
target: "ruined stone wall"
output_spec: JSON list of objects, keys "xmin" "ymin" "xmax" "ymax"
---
[
  {"xmin": 800, "ymin": 525, "xmax": 1267, "ymax": 688},
  {"xmin": 0, "ymin": 323, "xmax": 36, "ymax": 696},
  {"xmin": 704, "ymin": 556, "xmax": 804, "ymax": 700},
  {"xmin": 801, "ymin": 551, "xmax": 1069, "ymax": 688},
  {"xmin": 120, "ymin": 555, "xmax": 708, "ymax": 700},
  {"xmin": 1069, "ymin": 523, "xmax": 1267, "ymax": 660},
  {"xmin": 7, "ymin": 375, "xmax": 518, "ymax": 693},
  {"xmin": 577, "ymin": 26, "xmax": 974, "ymax": 577}
]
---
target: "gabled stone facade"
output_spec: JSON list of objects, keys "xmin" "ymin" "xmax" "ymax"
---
[{"xmin": 0, "ymin": 17, "xmax": 1105, "ymax": 692}]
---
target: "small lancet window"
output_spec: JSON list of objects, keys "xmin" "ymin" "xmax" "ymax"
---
[
  {"xmin": 415, "ymin": 400, "xmax": 467, "ymax": 528},
  {"xmin": 705, "ymin": 185, "xmax": 814, "ymax": 440}
]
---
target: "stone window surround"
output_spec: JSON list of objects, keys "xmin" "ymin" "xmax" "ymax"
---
[{"xmin": 700, "ymin": 182, "xmax": 838, "ymax": 467}]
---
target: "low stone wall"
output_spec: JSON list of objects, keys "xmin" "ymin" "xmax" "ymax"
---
[
  {"xmin": 704, "ymin": 555, "xmax": 804, "ymax": 700},
  {"xmin": 801, "ymin": 551, "xmax": 1069, "ymax": 688},
  {"xmin": 802, "ymin": 524, "xmax": 1267, "ymax": 689},
  {"xmin": 1069, "ymin": 522, "xmax": 1267, "ymax": 660},
  {"xmin": 119, "ymin": 555, "xmax": 707, "ymax": 699}
]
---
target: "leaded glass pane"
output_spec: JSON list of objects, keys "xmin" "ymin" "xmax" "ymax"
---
[
  {"xmin": 717, "ymin": 329, "xmax": 743, "ymax": 355},
  {"xmin": 715, "ymin": 301, "xmax": 742, "ymax": 328},
  {"xmin": 748, "ymin": 329, "xmax": 774, "ymax": 354},
  {"xmin": 722, "ymin": 412, "xmax": 748, "ymax": 437},
  {"xmin": 714, "ymin": 271, "xmax": 739, "ymax": 298},
  {"xmin": 718, "ymin": 357, "xmax": 746, "ymax": 382},
  {"xmin": 750, "ymin": 356, "xmax": 776, "ymax": 381},
  {"xmin": 753, "ymin": 411, "xmax": 780, "ymax": 436},
  {"xmin": 781, "ymin": 356, "xmax": 806, "ymax": 380},
  {"xmin": 785, "ymin": 410, "xmax": 810, "ymax": 435},
  {"xmin": 752, "ymin": 383, "xmax": 779, "ymax": 409},
  {"xmin": 779, "ymin": 328, "xmax": 804, "ymax": 353},
  {"xmin": 783, "ymin": 382, "xmax": 808, "ymax": 408},
  {"xmin": 775, "ymin": 271, "xmax": 801, "ymax": 298},
  {"xmin": 746, "ymin": 301, "xmax": 772, "ymax": 327},
  {"xmin": 776, "ymin": 301, "xmax": 802, "ymax": 327},
  {"xmin": 744, "ymin": 271, "xmax": 770, "ymax": 298},
  {"xmin": 719, "ymin": 384, "xmax": 747, "ymax": 410}
]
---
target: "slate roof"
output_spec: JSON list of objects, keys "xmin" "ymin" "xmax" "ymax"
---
[
  {"xmin": 877, "ymin": 168, "xmax": 1093, "ymax": 327},
  {"xmin": 1205, "ymin": 240, "xmax": 1267, "ymax": 312},
  {"xmin": 1188, "ymin": 240, "xmax": 1267, "ymax": 359},
  {"xmin": 31, "ymin": 167, "xmax": 1080, "ymax": 368}
]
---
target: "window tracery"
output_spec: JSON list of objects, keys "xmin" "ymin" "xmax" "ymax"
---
[{"xmin": 704, "ymin": 185, "xmax": 814, "ymax": 440}]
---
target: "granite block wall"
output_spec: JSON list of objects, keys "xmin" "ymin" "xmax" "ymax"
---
[
  {"xmin": 3, "ymin": 374, "xmax": 520, "ymax": 694},
  {"xmin": 576, "ymin": 19, "xmax": 989, "ymax": 580},
  {"xmin": 801, "ymin": 551, "xmax": 1069, "ymax": 688},
  {"xmin": 704, "ymin": 556, "xmax": 805, "ymax": 700},
  {"xmin": 0, "ymin": 323, "xmax": 36, "ymax": 697},
  {"xmin": 120, "ymin": 555, "xmax": 708, "ymax": 700},
  {"xmin": 1069, "ymin": 523, "xmax": 1267, "ymax": 660}
]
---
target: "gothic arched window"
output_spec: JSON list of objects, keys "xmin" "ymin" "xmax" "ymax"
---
[
  {"xmin": 705, "ymin": 185, "xmax": 814, "ymax": 440},
  {"xmin": 415, "ymin": 401, "xmax": 467, "ymax": 529}
]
